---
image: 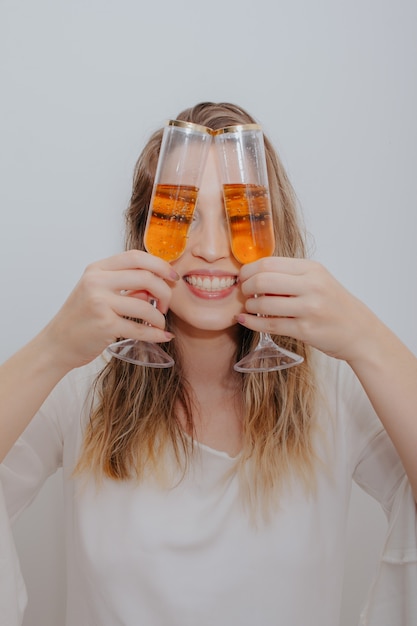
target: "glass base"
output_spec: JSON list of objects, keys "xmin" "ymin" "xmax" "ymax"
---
[
  {"xmin": 234, "ymin": 335, "xmax": 304, "ymax": 373},
  {"xmin": 107, "ymin": 339, "xmax": 175, "ymax": 368}
]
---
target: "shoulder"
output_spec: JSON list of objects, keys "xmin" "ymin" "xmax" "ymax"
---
[
  {"xmin": 32, "ymin": 354, "xmax": 108, "ymax": 442},
  {"xmin": 311, "ymin": 349, "xmax": 386, "ymax": 461},
  {"xmin": 312, "ymin": 349, "xmax": 376, "ymax": 422},
  {"xmin": 51, "ymin": 354, "xmax": 108, "ymax": 404}
]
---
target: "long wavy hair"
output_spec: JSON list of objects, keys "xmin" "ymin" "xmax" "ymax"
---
[{"xmin": 75, "ymin": 102, "xmax": 319, "ymax": 516}]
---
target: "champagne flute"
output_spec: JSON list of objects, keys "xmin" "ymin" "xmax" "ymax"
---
[
  {"xmin": 107, "ymin": 120, "xmax": 212, "ymax": 366},
  {"xmin": 214, "ymin": 124, "xmax": 304, "ymax": 373}
]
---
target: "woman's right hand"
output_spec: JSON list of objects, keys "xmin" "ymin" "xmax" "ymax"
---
[{"xmin": 41, "ymin": 250, "xmax": 179, "ymax": 370}]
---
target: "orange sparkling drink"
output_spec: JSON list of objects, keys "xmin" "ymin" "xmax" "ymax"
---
[
  {"xmin": 223, "ymin": 183, "xmax": 275, "ymax": 263},
  {"xmin": 144, "ymin": 183, "xmax": 198, "ymax": 262}
]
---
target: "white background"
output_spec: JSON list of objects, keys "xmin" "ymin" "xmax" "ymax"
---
[{"xmin": 1, "ymin": 0, "xmax": 416, "ymax": 624}]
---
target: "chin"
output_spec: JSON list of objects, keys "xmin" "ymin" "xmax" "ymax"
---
[{"xmin": 169, "ymin": 311, "xmax": 239, "ymax": 335}]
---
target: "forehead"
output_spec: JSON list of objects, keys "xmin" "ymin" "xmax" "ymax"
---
[
  {"xmin": 199, "ymin": 148, "xmax": 222, "ymax": 195},
  {"xmin": 155, "ymin": 144, "xmax": 220, "ymax": 184},
  {"xmin": 203, "ymin": 147, "xmax": 220, "ymax": 175}
]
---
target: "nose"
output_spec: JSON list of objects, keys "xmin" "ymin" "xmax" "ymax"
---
[
  {"xmin": 189, "ymin": 201, "xmax": 231, "ymax": 262},
  {"xmin": 187, "ymin": 147, "xmax": 233, "ymax": 263}
]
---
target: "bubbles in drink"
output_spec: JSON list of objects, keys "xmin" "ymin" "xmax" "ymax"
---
[
  {"xmin": 144, "ymin": 184, "xmax": 199, "ymax": 261},
  {"xmin": 223, "ymin": 184, "xmax": 275, "ymax": 263}
]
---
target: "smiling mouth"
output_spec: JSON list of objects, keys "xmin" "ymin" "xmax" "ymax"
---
[{"xmin": 184, "ymin": 275, "xmax": 238, "ymax": 292}]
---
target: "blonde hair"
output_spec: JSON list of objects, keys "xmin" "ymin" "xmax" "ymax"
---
[{"xmin": 75, "ymin": 102, "xmax": 318, "ymax": 515}]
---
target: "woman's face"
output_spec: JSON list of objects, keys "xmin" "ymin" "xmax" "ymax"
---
[{"xmin": 168, "ymin": 148, "xmax": 245, "ymax": 336}]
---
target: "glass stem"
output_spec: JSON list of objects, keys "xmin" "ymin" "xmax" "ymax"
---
[{"xmin": 258, "ymin": 332, "xmax": 275, "ymax": 348}]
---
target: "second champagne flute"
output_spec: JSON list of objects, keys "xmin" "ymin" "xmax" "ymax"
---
[
  {"xmin": 214, "ymin": 123, "xmax": 304, "ymax": 373},
  {"xmin": 107, "ymin": 120, "xmax": 212, "ymax": 366}
]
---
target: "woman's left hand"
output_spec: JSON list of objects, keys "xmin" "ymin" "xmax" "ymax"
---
[{"xmin": 237, "ymin": 256, "xmax": 376, "ymax": 363}]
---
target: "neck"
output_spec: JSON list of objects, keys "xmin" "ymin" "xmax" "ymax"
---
[
  {"xmin": 171, "ymin": 324, "xmax": 243, "ymax": 457},
  {"xmin": 171, "ymin": 321, "xmax": 240, "ymax": 388}
]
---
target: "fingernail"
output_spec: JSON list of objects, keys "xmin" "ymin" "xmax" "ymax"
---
[
  {"xmin": 235, "ymin": 314, "xmax": 245, "ymax": 324},
  {"xmin": 164, "ymin": 331, "xmax": 175, "ymax": 340},
  {"xmin": 169, "ymin": 270, "xmax": 180, "ymax": 281}
]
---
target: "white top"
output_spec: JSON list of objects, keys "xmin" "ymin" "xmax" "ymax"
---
[{"xmin": 0, "ymin": 352, "xmax": 416, "ymax": 626}]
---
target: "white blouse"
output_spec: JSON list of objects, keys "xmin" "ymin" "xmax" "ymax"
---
[{"xmin": 1, "ymin": 352, "xmax": 416, "ymax": 625}]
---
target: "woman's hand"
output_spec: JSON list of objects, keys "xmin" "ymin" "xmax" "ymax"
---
[
  {"xmin": 41, "ymin": 250, "xmax": 179, "ymax": 370},
  {"xmin": 236, "ymin": 256, "xmax": 379, "ymax": 363}
]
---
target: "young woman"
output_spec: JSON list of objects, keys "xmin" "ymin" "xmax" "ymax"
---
[{"xmin": 1, "ymin": 102, "xmax": 416, "ymax": 626}]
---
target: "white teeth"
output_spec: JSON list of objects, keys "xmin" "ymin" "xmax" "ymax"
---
[{"xmin": 185, "ymin": 275, "xmax": 237, "ymax": 291}]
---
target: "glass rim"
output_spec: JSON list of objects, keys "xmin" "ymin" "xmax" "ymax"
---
[
  {"xmin": 167, "ymin": 119, "xmax": 213, "ymax": 134},
  {"xmin": 213, "ymin": 123, "xmax": 262, "ymax": 135}
]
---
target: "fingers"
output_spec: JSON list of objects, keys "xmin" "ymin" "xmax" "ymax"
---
[
  {"xmin": 96, "ymin": 249, "xmax": 179, "ymax": 283},
  {"xmin": 244, "ymin": 294, "xmax": 301, "ymax": 318},
  {"xmin": 237, "ymin": 258, "xmax": 325, "ymax": 339},
  {"xmin": 81, "ymin": 250, "xmax": 179, "ymax": 316},
  {"xmin": 239, "ymin": 257, "xmax": 312, "ymax": 299},
  {"xmin": 236, "ymin": 257, "xmax": 369, "ymax": 360},
  {"xmin": 83, "ymin": 269, "xmax": 173, "ymax": 313},
  {"xmin": 50, "ymin": 250, "xmax": 180, "ymax": 363},
  {"xmin": 236, "ymin": 311, "xmax": 299, "ymax": 339},
  {"xmin": 236, "ymin": 262, "xmax": 304, "ymax": 343},
  {"xmin": 115, "ymin": 316, "xmax": 174, "ymax": 344},
  {"xmin": 110, "ymin": 292, "xmax": 168, "ymax": 329},
  {"xmin": 239, "ymin": 256, "xmax": 308, "ymax": 283},
  {"xmin": 236, "ymin": 290, "xmax": 303, "ymax": 343}
]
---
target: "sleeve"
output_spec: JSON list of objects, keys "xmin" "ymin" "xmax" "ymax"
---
[
  {"xmin": 0, "ymin": 357, "xmax": 103, "ymax": 625},
  {"xmin": 328, "ymin": 356, "xmax": 417, "ymax": 624},
  {"xmin": 0, "ymin": 373, "xmax": 71, "ymax": 626},
  {"xmin": 0, "ymin": 356, "xmax": 101, "ymax": 522},
  {"xmin": 335, "ymin": 357, "xmax": 406, "ymax": 514},
  {"xmin": 0, "ymin": 399, "xmax": 65, "ymax": 523},
  {"xmin": 0, "ymin": 374, "xmax": 70, "ymax": 524},
  {"xmin": 0, "ymin": 480, "xmax": 27, "ymax": 626},
  {"xmin": 359, "ymin": 477, "xmax": 417, "ymax": 625}
]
